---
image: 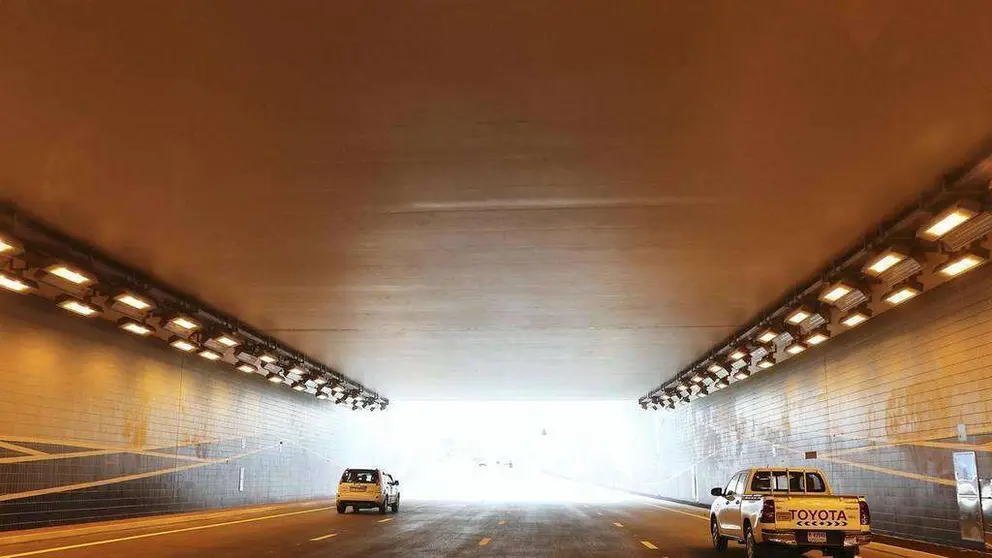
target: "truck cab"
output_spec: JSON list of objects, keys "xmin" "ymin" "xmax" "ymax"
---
[{"xmin": 710, "ymin": 468, "xmax": 871, "ymax": 558}]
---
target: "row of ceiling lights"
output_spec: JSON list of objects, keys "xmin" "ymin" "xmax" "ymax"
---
[
  {"xmin": 640, "ymin": 186, "xmax": 992, "ymax": 411},
  {"xmin": 0, "ymin": 228, "xmax": 387, "ymax": 412}
]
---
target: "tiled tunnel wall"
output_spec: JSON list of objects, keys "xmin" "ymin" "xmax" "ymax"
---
[
  {"xmin": 0, "ymin": 294, "xmax": 358, "ymax": 531},
  {"xmin": 637, "ymin": 263, "xmax": 992, "ymax": 548}
]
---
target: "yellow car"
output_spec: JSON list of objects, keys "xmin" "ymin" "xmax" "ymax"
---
[{"xmin": 336, "ymin": 468, "xmax": 401, "ymax": 514}]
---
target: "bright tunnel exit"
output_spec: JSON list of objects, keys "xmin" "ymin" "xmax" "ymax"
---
[{"xmin": 343, "ymin": 401, "xmax": 661, "ymax": 503}]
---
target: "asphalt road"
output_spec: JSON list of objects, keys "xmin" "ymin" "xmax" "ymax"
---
[{"xmin": 0, "ymin": 499, "xmax": 945, "ymax": 558}]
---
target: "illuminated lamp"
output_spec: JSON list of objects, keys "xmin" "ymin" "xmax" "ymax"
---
[
  {"xmin": 707, "ymin": 363, "xmax": 725, "ymax": 374},
  {"xmin": 259, "ymin": 353, "xmax": 278, "ymax": 364},
  {"xmin": 0, "ymin": 271, "xmax": 37, "ymax": 293},
  {"xmin": 288, "ymin": 364, "xmax": 307, "ymax": 376},
  {"xmin": 0, "ymin": 234, "xmax": 24, "ymax": 256},
  {"xmin": 757, "ymin": 328, "xmax": 779, "ymax": 344},
  {"xmin": 785, "ymin": 306, "xmax": 812, "ymax": 325},
  {"xmin": 918, "ymin": 200, "xmax": 980, "ymax": 241},
  {"xmin": 756, "ymin": 356, "xmax": 776, "ymax": 369},
  {"xmin": 841, "ymin": 307, "xmax": 872, "ymax": 328},
  {"xmin": 316, "ymin": 393, "xmax": 330, "ymax": 400},
  {"xmin": 291, "ymin": 382, "xmax": 306, "ymax": 392},
  {"xmin": 45, "ymin": 264, "xmax": 94, "ymax": 286},
  {"xmin": 56, "ymin": 295, "xmax": 100, "ymax": 317},
  {"xmin": 863, "ymin": 247, "xmax": 909, "ymax": 276},
  {"xmin": 118, "ymin": 317, "xmax": 153, "ymax": 336},
  {"xmin": 266, "ymin": 373, "xmax": 284, "ymax": 383},
  {"xmin": 211, "ymin": 333, "xmax": 241, "ymax": 348},
  {"xmin": 236, "ymin": 362, "xmax": 256, "ymax": 373},
  {"xmin": 164, "ymin": 314, "xmax": 200, "ymax": 333},
  {"xmin": 112, "ymin": 291, "xmax": 154, "ymax": 312},
  {"xmin": 169, "ymin": 336, "xmax": 198, "ymax": 353},
  {"xmin": 728, "ymin": 348, "xmax": 747, "ymax": 360},
  {"xmin": 690, "ymin": 372, "xmax": 703, "ymax": 382},
  {"xmin": 313, "ymin": 376, "xmax": 328, "ymax": 385},
  {"xmin": 805, "ymin": 329, "xmax": 831, "ymax": 345},
  {"xmin": 937, "ymin": 250, "xmax": 987, "ymax": 277},
  {"xmin": 819, "ymin": 281, "xmax": 854, "ymax": 304},
  {"xmin": 785, "ymin": 342, "xmax": 807, "ymax": 355},
  {"xmin": 198, "ymin": 349, "xmax": 222, "ymax": 361},
  {"xmin": 884, "ymin": 281, "xmax": 922, "ymax": 305}
]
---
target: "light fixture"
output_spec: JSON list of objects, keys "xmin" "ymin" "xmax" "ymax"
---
[
  {"xmin": 707, "ymin": 363, "xmax": 724, "ymax": 374},
  {"xmin": 863, "ymin": 248, "xmax": 908, "ymax": 276},
  {"xmin": 118, "ymin": 318, "xmax": 153, "ymax": 336},
  {"xmin": 0, "ymin": 235, "xmax": 24, "ymax": 256},
  {"xmin": 918, "ymin": 201, "xmax": 980, "ymax": 241},
  {"xmin": 165, "ymin": 314, "xmax": 200, "ymax": 332},
  {"xmin": 169, "ymin": 336, "xmax": 198, "ymax": 352},
  {"xmin": 211, "ymin": 333, "xmax": 241, "ymax": 348},
  {"xmin": 288, "ymin": 365, "xmax": 307, "ymax": 376},
  {"xmin": 785, "ymin": 307, "xmax": 811, "ymax": 325},
  {"xmin": 56, "ymin": 295, "xmax": 100, "ymax": 317},
  {"xmin": 46, "ymin": 264, "xmax": 93, "ymax": 285},
  {"xmin": 0, "ymin": 271, "xmax": 36, "ymax": 293},
  {"xmin": 198, "ymin": 349, "xmax": 222, "ymax": 361},
  {"xmin": 259, "ymin": 353, "xmax": 278, "ymax": 364},
  {"xmin": 757, "ymin": 328, "xmax": 779, "ymax": 344},
  {"xmin": 937, "ymin": 251, "xmax": 987, "ymax": 277},
  {"xmin": 266, "ymin": 373, "xmax": 284, "ymax": 383},
  {"xmin": 236, "ymin": 362, "xmax": 256, "ymax": 373},
  {"xmin": 841, "ymin": 308, "xmax": 871, "ymax": 327},
  {"xmin": 316, "ymin": 393, "xmax": 329, "ymax": 400},
  {"xmin": 691, "ymin": 373, "xmax": 703, "ymax": 382},
  {"xmin": 757, "ymin": 357, "xmax": 775, "ymax": 369},
  {"xmin": 805, "ymin": 329, "xmax": 830, "ymax": 345},
  {"xmin": 313, "ymin": 376, "xmax": 328, "ymax": 385},
  {"xmin": 819, "ymin": 281, "xmax": 854, "ymax": 303},
  {"xmin": 884, "ymin": 283, "xmax": 921, "ymax": 305},
  {"xmin": 786, "ymin": 342, "xmax": 807, "ymax": 355},
  {"xmin": 734, "ymin": 371, "xmax": 749, "ymax": 380},
  {"xmin": 113, "ymin": 292, "xmax": 153, "ymax": 311},
  {"xmin": 728, "ymin": 348, "xmax": 746, "ymax": 360},
  {"xmin": 291, "ymin": 382, "xmax": 306, "ymax": 392}
]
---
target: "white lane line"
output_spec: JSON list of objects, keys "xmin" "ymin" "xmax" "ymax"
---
[
  {"xmin": 309, "ymin": 533, "xmax": 338, "ymax": 542},
  {"xmin": 641, "ymin": 541, "xmax": 659, "ymax": 550},
  {"xmin": 479, "ymin": 537, "xmax": 492, "ymax": 546},
  {"xmin": 646, "ymin": 504, "xmax": 708, "ymax": 521},
  {"xmin": 0, "ymin": 506, "xmax": 335, "ymax": 558},
  {"xmin": 865, "ymin": 542, "xmax": 949, "ymax": 558},
  {"xmin": 377, "ymin": 517, "xmax": 393, "ymax": 523},
  {"xmin": 613, "ymin": 522, "xmax": 624, "ymax": 528}
]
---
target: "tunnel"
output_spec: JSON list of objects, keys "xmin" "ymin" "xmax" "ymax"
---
[{"xmin": 2, "ymin": 2, "xmax": 992, "ymax": 557}]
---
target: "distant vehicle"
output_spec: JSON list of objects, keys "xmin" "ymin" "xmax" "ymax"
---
[
  {"xmin": 336, "ymin": 468, "xmax": 400, "ymax": 514},
  {"xmin": 709, "ymin": 468, "xmax": 871, "ymax": 558}
]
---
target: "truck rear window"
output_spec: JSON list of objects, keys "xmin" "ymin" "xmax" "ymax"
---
[
  {"xmin": 341, "ymin": 469, "xmax": 378, "ymax": 484},
  {"xmin": 751, "ymin": 471, "xmax": 826, "ymax": 492}
]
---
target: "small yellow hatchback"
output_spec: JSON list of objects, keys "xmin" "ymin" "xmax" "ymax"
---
[{"xmin": 336, "ymin": 468, "xmax": 401, "ymax": 514}]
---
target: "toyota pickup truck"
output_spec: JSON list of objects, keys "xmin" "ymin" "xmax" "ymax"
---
[{"xmin": 709, "ymin": 468, "xmax": 871, "ymax": 557}]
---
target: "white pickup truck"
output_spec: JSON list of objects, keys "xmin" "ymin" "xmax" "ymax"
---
[{"xmin": 709, "ymin": 468, "xmax": 872, "ymax": 558}]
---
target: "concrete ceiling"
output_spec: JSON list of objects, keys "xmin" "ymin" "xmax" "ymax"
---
[{"xmin": 2, "ymin": 1, "xmax": 992, "ymax": 399}]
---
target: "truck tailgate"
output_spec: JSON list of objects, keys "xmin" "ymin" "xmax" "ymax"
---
[{"xmin": 773, "ymin": 495, "xmax": 862, "ymax": 530}]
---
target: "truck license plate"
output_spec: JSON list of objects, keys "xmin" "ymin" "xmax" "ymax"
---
[{"xmin": 808, "ymin": 531, "xmax": 827, "ymax": 543}]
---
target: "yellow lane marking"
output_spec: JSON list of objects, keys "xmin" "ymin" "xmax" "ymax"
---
[
  {"xmin": 613, "ymin": 522, "xmax": 624, "ymax": 528},
  {"xmin": 641, "ymin": 541, "xmax": 659, "ymax": 550},
  {"xmin": 498, "ymin": 520, "xmax": 506, "ymax": 526},
  {"xmin": 309, "ymin": 533, "xmax": 337, "ymax": 542},
  {"xmin": 479, "ymin": 538, "xmax": 491, "ymax": 546},
  {"xmin": 0, "ymin": 441, "xmax": 46, "ymax": 456},
  {"xmin": 647, "ymin": 504, "xmax": 707, "ymax": 521},
  {"xmin": 377, "ymin": 517, "xmax": 393, "ymax": 523},
  {"xmin": 0, "ymin": 506, "xmax": 335, "ymax": 558}
]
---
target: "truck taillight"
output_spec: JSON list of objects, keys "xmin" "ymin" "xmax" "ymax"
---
[
  {"xmin": 859, "ymin": 500, "xmax": 870, "ymax": 525},
  {"xmin": 760, "ymin": 499, "xmax": 776, "ymax": 523}
]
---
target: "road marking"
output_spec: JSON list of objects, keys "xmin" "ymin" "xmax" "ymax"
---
[
  {"xmin": 647, "ymin": 504, "xmax": 707, "ymax": 521},
  {"xmin": 0, "ymin": 506, "xmax": 335, "ymax": 558},
  {"xmin": 613, "ymin": 522, "xmax": 624, "ymax": 528},
  {"xmin": 641, "ymin": 541, "xmax": 659, "ymax": 550},
  {"xmin": 309, "ymin": 533, "xmax": 338, "ymax": 542},
  {"xmin": 377, "ymin": 517, "xmax": 393, "ymax": 523},
  {"xmin": 479, "ymin": 538, "xmax": 491, "ymax": 546},
  {"xmin": 498, "ymin": 520, "xmax": 506, "ymax": 526}
]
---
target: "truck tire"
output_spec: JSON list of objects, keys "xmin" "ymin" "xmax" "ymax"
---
[
  {"xmin": 744, "ymin": 525, "xmax": 765, "ymax": 558},
  {"xmin": 378, "ymin": 500, "xmax": 388, "ymax": 514},
  {"xmin": 390, "ymin": 496, "xmax": 400, "ymax": 513},
  {"xmin": 710, "ymin": 517, "xmax": 728, "ymax": 551},
  {"xmin": 336, "ymin": 504, "xmax": 346, "ymax": 514}
]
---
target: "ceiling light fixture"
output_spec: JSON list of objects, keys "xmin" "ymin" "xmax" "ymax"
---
[
  {"xmin": 785, "ymin": 307, "xmax": 812, "ymax": 325},
  {"xmin": 728, "ymin": 348, "xmax": 746, "ymax": 360},
  {"xmin": 266, "ymin": 373, "xmax": 284, "ymax": 383},
  {"xmin": 236, "ymin": 362, "xmax": 256, "ymax": 373},
  {"xmin": 805, "ymin": 330, "xmax": 830, "ymax": 345},
  {"xmin": 918, "ymin": 201, "xmax": 980, "ymax": 241},
  {"xmin": 46, "ymin": 265, "xmax": 93, "ymax": 285},
  {"xmin": 757, "ymin": 328, "xmax": 778, "ymax": 344},
  {"xmin": 863, "ymin": 248, "xmax": 908, "ymax": 276},
  {"xmin": 316, "ymin": 393, "xmax": 329, "ymax": 400},
  {"xmin": 937, "ymin": 251, "xmax": 987, "ymax": 277},
  {"xmin": 757, "ymin": 357, "xmax": 775, "ymax": 369},
  {"xmin": 707, "ymin": 363, "xmax": 724, "ymax": 374},
  {"xmin": 113, "ymin": 292, "xmax": 153, "ymax": 311},
  {"xmin": 118, "ymin": 318, "xmax": 153, "ymax": 336},
  {"xmin": 165, "ymin": 315, "xmax": 200, "ymax": 332},
  {"xmin": 819, "ymin": 281, "xmax": 854, "ymax": 303},
  {"xmin": 259, "ymin": 353, "xmax": 278, "ymax": 364},
  {"xmin": 785, "ymin": 342, "xmax": 807, "ymax": 355},
  {"xmin": 0, "ymin": 271, "xmax": 36, "ymax": 293},
  {"xmin": 0, "ymin": 235, "xmax": 24, "ymax": 256},
  {"xmin": 198, "ymin": 349, "xmax": 222, "ymax": 361},
  {"xmin": 169, "ymin": 336, "xmax": 198, "ymax": 352},
  {"xmin": 841, "ymin": 308, "xmax": 871, "ymax": 328},
  {"xmin": 56, "ymin": 295, "xmax": 100, "ymax": 317},
  {"xmin": 884, "ymin": 282, "xmax": 921, "ymax": 305}
]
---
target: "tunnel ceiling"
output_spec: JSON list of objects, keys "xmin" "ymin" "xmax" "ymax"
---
[{"xmin": 2, "ymin": 2, "xmax": 992, "ymax": 399}]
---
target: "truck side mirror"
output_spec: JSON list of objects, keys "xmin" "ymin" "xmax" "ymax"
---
[{"xmin": 710, "ymin": 487, "xmax": 724, "ymax": 497}]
